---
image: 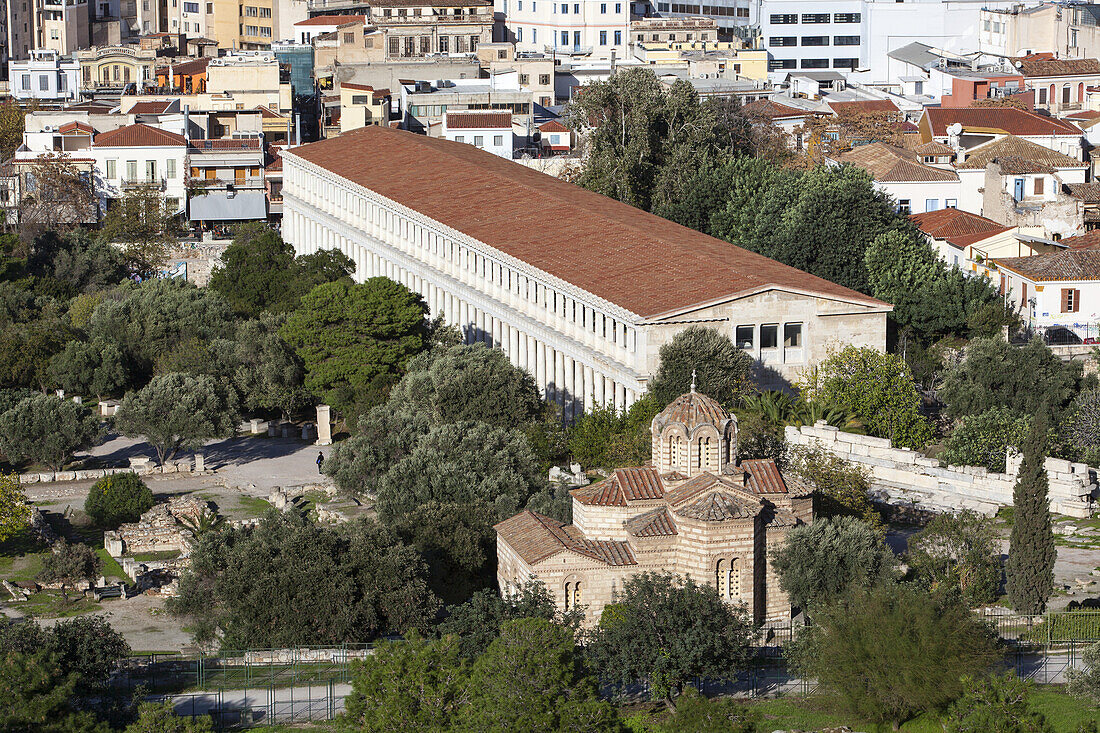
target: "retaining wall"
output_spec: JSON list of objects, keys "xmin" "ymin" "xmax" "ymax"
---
[{"xmin": 785, "ymin": 423, "xmax": 1097, "ymax": 518}]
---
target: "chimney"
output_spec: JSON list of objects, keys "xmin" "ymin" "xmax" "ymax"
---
[{"xmin": 183, "ymin": 105, "xmax": 190, "ymax": 143}]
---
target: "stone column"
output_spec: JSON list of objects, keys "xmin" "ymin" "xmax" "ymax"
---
[
  {"xmin": 315, "ymin": 404, "xmax": 333, "ymax": 446},
  {"xmin": 527, "ymin": 335, "xmax": 537, "ymax": 378},
  {"xmin": 594, "ymin": 371, "xmax": 605, "ymax": 409},
  {"xmin": 553, "ymin": 349, "xmax": 564, "ymax": 405},
  {"xmin": 536, "ymin": 341, "xmax": 547, "ymax": 393},
  {"xmin": 583, "ymin": 364, "xmax": 595, "ymax": 414}
]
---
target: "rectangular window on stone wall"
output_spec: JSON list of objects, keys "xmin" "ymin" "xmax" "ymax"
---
[
  {"xmin": 760, "ymin": 324, "xmax": 778, "ymax": 350},
  {"xmin": 735, "ymin": 324, "xmax": 754, "ymax": 349}
]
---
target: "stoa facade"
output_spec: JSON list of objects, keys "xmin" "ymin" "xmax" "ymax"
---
[
  {"xmin": 280, "ymin": 126, "xmax": 890, "ymax": 419},
  {"xmin": 495, "ymin": 390, "xmax": 814, "ymax": 624}
]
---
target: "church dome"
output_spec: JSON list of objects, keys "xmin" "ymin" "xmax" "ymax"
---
[{"xmin": 652, "ymin": 390, "xmax": 731, "ymax": 433}]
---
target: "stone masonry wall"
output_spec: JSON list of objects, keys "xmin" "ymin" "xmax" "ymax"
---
[{"xmin": 785, "ymin": 422, "xmax": 1097, "ymax": 518}]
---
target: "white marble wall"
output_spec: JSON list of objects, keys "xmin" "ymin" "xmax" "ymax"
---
[{"xmin": 282, "ymin": 153, "xmax": 647, "ymax": 418}]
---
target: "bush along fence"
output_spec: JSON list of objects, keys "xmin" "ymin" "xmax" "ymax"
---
[{"xmin": 111, "ymin": 611, "xmax": 1100, "ymax": 729}]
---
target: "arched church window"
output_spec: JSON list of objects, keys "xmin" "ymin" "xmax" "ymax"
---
[
  {"xmin": 573, "ymin": 582, "xmax": 582, "ymax": 608},
  {"xmin": 729, "ymin": 558, "xmax": 741, "ymax": 598},
  {"xmin": 715, "ymin": 559, "xmax": 727, "ymax": 598},
  {"xmin": 564, "ymin": 582, "xmax": 572, "ymax": 611}
]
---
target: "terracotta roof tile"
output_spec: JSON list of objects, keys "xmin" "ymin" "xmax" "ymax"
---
[
  {"xmin": 492, "ymin": 511, "xmax": 636, "ymax": 565},
  {"xmin": 654, "ymin": 391, "xmax": 730, "ymax": 430},
  {"xmin": 910, "ymin": 207, "xmax": 1013, "ymax": 248},
  {"xmin": 1065, "ymin": 182, "xmax": 1100, "ymax": 202},
  {"xmin": 1062, "ymin": 229, "xmax": 1100, "ymax": 249},
  {"xmin": 741, "ymin": 459, "xmax": 788, "ymax": 494},
  {"xmin": 957, "ymin": 134, "xmax": 1086, "ymax": 171},
  {"xmin": 624, "ymin": 507, "xmax": 678, "ymax": 537},
  {"xmin": 161, "ymin": 57, "xmax": 210, "ymax": 76},
  {"xmin": 663, "ymin": 473, "xmax": 727, "ymax": 507},
  {"xmin": 446, "ymin": 111, "xmax": 512, "ymax": 129},
  {"xmin": 129, "ymin": 100, "xmax": 175, "ymax": 114},
  {"xmin": 838, "ymin": 142, "xmax": 958, "ymax": 183},
  {"xmin": 58, "ymin": 121, "xmax": 94, "ymax": 134},
  {"xmin": 996, "ymin": 249, "xmax": 1100, "ymax": 281},
  {"xmin": 571, "ymin": 467, "xmax": 664, "ymax": 506},
  {"xmin": 923, "ymin": 107, "xmax": 1081, "ymax": 137},
  {"xmin": 94, "ymin": 123, "xmax": 186, "ymax": 147},
  {"xmin": 742, "ymin": 99, "xmax": 810, "ymax": 120},
  {"xmin": 1014, "ymin": 55, "xmax": 1100, "ymax": 77},
  {"xmin": 898, "ymin": 138, "xmax": 955, "ymax": 156},
  {"xmin": 539, "ymin": 120, "xmax": 569, "ymax": 133},
  {"xmin": 674, "ymin": 491, "xmax": 760, "ymax": 521},
  {"xmin": 287, "ymin": 126, "xmax": 889, "ymax": 318}
]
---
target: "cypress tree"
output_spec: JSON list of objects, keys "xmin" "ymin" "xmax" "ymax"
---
[{"xmin": 1005, "ymin": 413, "xmax": 1056, "ymax": 614}]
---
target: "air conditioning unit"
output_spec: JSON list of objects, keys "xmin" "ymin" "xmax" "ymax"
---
[{"xmin": 42, "ymin": 125, "xmax": 56, "ymax": 133}]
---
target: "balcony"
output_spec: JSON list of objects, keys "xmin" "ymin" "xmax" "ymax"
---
[
  {"xmin": 543, "ymin": 45, "xmax": 593, "ymax": 56},
  {"xmin": 121, "ymin": 176, "xmax": 167, "ymax": 189},
  {"xmin": 191, "ymin": 175, "xmax": 266, "ymax": 189},
  {"xmin": 189, "ymin": 138, "xmax": 263, "ymax": 151},
  {"xmin": 375, "ymin": 13, "xmax": 490, "ymax": 24}
]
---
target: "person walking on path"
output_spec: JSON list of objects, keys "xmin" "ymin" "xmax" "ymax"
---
[{"xmin": 316, "ymin": 451, "xmax": 324, "ymax": 475}]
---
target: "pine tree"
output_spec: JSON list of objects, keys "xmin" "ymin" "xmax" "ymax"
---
[{"xmin": 1005, "ymin": 413, "xmax": 1056, "ymax": 614}]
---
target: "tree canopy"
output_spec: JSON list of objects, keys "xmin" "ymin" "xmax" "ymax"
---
[
  {"xmin": 648, "ymin": 326, "xmax": 754, "ymax": 408},
  {"xmin": 208, "ymin": 224, "xmax": 354, "ymax": 317},
  {"xmin": 770, "ymin": 516, "xmax": 897, "ymax": 610},
  {"xmin": 1005, "ymin": 415, "xmax": 1057, "ymax": 615},
  {"xmin": 115, "ymin": 372, "xmax": 239, "ymax": 464},
  {"xmin": 589, "ymin": 572, "xmax": 753, "ymax": 710},
  {"xmin": 0, "ymin": 394, "xmax": 101, "ymax": 470},
  {"xmin": 279, "ymin": 277, "xmax": 429, "ymax": 411},
  {"xmin": 169, "ymin": 513, "xmax": 440, "ymax": 648}
]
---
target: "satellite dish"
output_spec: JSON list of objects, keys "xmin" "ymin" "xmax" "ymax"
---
[
  {"xmin": 948, "ymin": 122, "xmax": 963, "ymax": 136},
  {"xmin": 1014, "ymin": 60, "xmax": 1023, "ymax": 69}
]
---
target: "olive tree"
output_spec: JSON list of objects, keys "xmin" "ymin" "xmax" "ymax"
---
[
  {"xmin": 0, "ymin": 394, "xmax": 102, "ymax": 470},
  {"xmin": 115, "ymin": 373, "xmax": 239, "ymax": 464}
]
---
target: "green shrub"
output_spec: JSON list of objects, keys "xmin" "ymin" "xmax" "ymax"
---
[
  {"xmin": 84, "ymin": 472, "xmax": 154, "ymax": 528},
  {"xmin": 940, "ymin": 407, "xmax": 1030, "ymax": 473}
]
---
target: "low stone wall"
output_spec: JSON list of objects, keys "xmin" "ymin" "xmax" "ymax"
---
[
  {"xmin": 19, "ymin": 456, "xmax": 209, "ymax": 485},
  {"xmin": 104, "ymin": 496, "xmax": 205, "ymax": 557},
  {"xmin": 785, "ymin": 423, "xmax": 1097, "ymax": 518}
]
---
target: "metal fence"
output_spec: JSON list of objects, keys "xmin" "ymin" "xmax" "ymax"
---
[{"xmin": 121, "ymin": 612, "xmax": 1100, "ymax": 729}]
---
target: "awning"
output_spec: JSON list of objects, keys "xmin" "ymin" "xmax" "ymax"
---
[{"xmin": 188, "ymin": 191, "xmax": 266, "ymax": 221}]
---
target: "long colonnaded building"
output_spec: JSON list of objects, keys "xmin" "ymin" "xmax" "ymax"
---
[{"xmin": 281, "ymin": 125, "xmax": 891, "ymax": 416}]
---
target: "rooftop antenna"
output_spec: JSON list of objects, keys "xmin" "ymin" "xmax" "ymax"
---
[{"xmin": 690, "ymin": 369, "xmax": 697, "ymax": 393}]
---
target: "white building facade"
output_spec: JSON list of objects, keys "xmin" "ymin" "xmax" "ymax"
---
[
  {"xmin": 760, "ymin": 0, "xmax": 1020, "ymax": 83},
  {"xmin": 280, "ymin": 126, "xmax": 891, "ymax": 418},
  {"xmin": 497, "ymin": 0, "xmax": 630, "ymax": 59},
  {"xmin": 9, "ymin": 50, "xmax": 81, "ymax": 103}
]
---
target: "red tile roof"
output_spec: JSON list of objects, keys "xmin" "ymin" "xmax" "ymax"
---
[
  {"xmin": 1060, "ymin": 229, "xmax": 1100, "ymax": 250},
  {"xmin": 655, "ymin": 391, "xmax": 730, "ymax": 430},
  {"xmin": 996, "ymin": 249, "xmax": 1100, "ymax": 281},
  {"xmin": 923, "ymin": 107, "xmax": 1081, "ymax": 137},
  {"xmin": 741, "ymin": 459, "xmax": 788, "ymax": 494},
  {"xmin": 910, "ymin": 207, "xmax": 1012, "ymax": 248},
  {"xmin": 838, "ymin": 142, "xmax": 959, "ymax": 183},
  {"xmin": 956, "ymin": 134, "xmax": 1086, "ymax": 171},
  {"xmin": 493, "ymin": 511, "xmax": 637, "ymax": 565},
  {"xmin": 539, "ymin": 120, "xmax": 570, "ymax": 133},
  {"xmin": 58, "ymin": 121, "xmax": 94, "ymax": 134},
  {"xmin": 446, "ymin": 111, "xmax": 512, "ymax": 129},
  {"xmin": 1013, "ymin": 55, "xmax": 1100, "ymax": 78},
  {"xmin": 129, "ymin": 100, "xmax": 175, "ymax": 114},
  {"xmin": 287, "ymin": 126, "xmax": 889, "ymax": 318},
  {"xmin": 295, "ymin": 14, "xmax": 365, "ymax": 25},
  {"xmin": 571, "ymin": 467, "xmax": 665, "ymax": 506},
  {"xmin": 624, "ymin": 507, "xmax": 677, "ymax": 537},
  {"xmin": 161, "ymin": 57, "xmax": 210, "ymax": 76},
  {"xmin": 742, "ymin": 99, "xmax": 810, "ymax": 120},
  {"xmin": 93, "ymin": 123, "xmax": 186, "ymax": 148},
  {"xmin": 674, "ymin": 490, "xmax": 760, "ymax": 521}
]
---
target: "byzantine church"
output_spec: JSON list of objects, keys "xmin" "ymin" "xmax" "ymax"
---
[{"xmin": 494, "ymin": 387, "xmax": 814, "ymax": 625}]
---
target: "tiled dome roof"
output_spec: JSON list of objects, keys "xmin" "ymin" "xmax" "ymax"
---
[{"xmin": 653, "ymin": 391, "xmax": 730, "ymax": 432}]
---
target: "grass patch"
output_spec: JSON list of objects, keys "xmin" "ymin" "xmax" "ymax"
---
[
  {"xmin": 18, "ymin": 590, "xmax": 98, "ymax": 618},
  {"xmin": 1029, "ymin": 686, "xmax": 1100, "ymax": 732},
  {"xmin": 0, "ymin": 527, "xmax": 47, "ymax": 579},
  {"xmin": 95, "ymin": 548, "xmax": 128, "ymax": 582},
  {"xmin": 235, "ymin": 496, "xmax": 272, "ymax": 518}
]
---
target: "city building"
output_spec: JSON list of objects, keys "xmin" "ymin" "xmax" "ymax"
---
[
  {"xmin": 91, "ymin": 122, "xmax": 189, "ymax": 217},
  {"xmin": 650, "ymin": 0, "xmax": 754, "ymax": 37},
  {"xmin": 833, "ymin": 142, "xmax": 959, "ymax": 216},
  {"xmin": 918, "ymin": 107, "xmax": 1084, "ymax": 161},
  {"xmin": 4, "ymin": 0, "xmax": 89, "ymax": 61},
  {"xmin": 400, "ymin": 77, "xmax": 531, "ymax": 136},
  {"xmin": 496, "ymin": 0, "xmax": 631, "ymax": 60},
  {"xmin": 9, "ymin": 50, "xmax": 81, "ymax": 104},
  {"xmin": 494, "ymin": 389, "xmax": 813, "ymax": 625},
  {"xmin": 910, "ymin": 207, "xmax": 1024, "ymax": 274},
  {"xmin": 629, "ymin": 16, "xmax": 718, "ymax": 46},
  {"xmin": 187, "ymin": 134, "xmax": 268, "ymax": 225},
  {"xmin": 759, "ymin": 0, "xmax": 1020, "ymax": 83},
  {"xmin": 442, "ymin": 110, "xmax": 515, "ymax": 157},
  {"xmin": 980, "ymin": 3, "xmax": 1100, "ymax": 60},
  {"xmin": 367, "ymin": 0, "xmax": 493, "ymax": 59},
  {"xmin": 1013, "ymin": 54, "xmax": 1100, "ymax": 115},
  {"xmin": 997, "ymin": 248, "xmax": 1100, "ymax": 340},
  {"xmin": 294, "ymin": 14, "xmax": 366, "ymax": 45},
  {"xmin": 281, "ymin": 125, "xmax": 891, "ymax": 419},
  {"xmin": 75, "ymin": 44, "xmax": 158, "ymax": 91}
]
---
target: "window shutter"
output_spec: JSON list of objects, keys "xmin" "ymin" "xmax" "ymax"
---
[
  {"xmin": 1062, "ymin": 288, "xmax": 1071, "ymax": 312},
  {"xmin": 1075, "ymin": 289, "xmax": 1082, "ymax": 312}
]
